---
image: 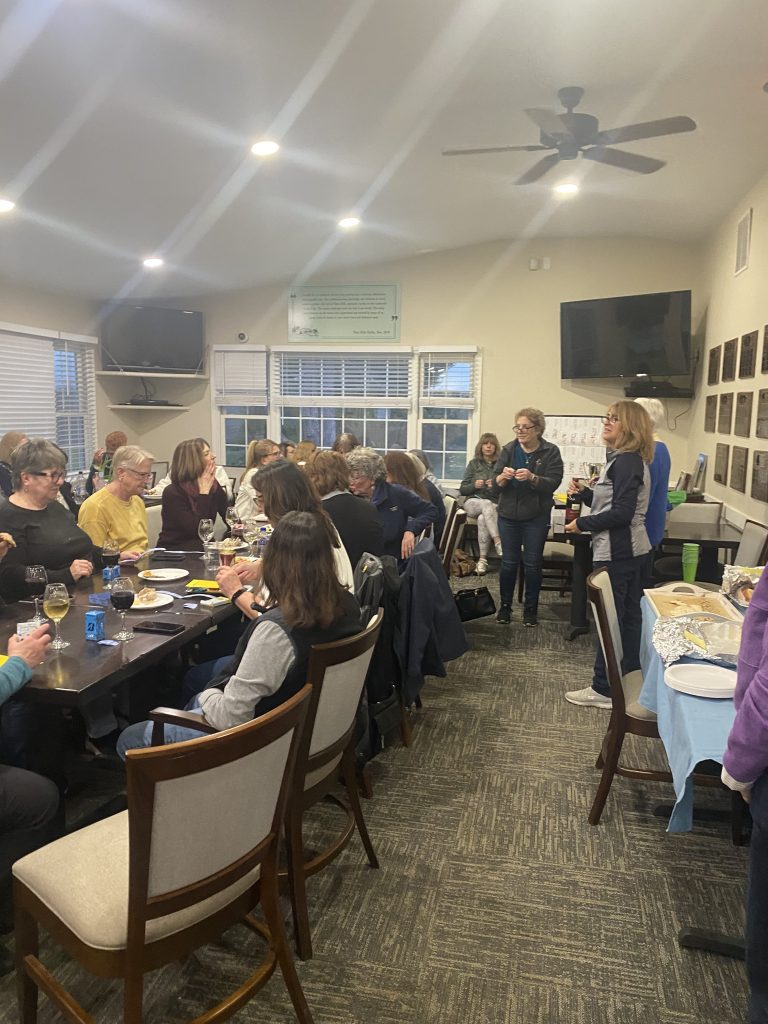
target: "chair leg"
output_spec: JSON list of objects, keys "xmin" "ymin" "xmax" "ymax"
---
[
  {"xmin": 123, "ymin": 972, "xmax": 144, "ymax": 1023},
  {"xmin": 261, "ymin": 859, "xmax": 315, "ymax": 1024},
  {"xmin": 357, "ymin": 763, "xmax": 373, "ymax": 800},
  {"xmin": 588, "ymin": 725, "xmax": 626, "ymax": 826},
  {"xmin": 399, "ymin": 707, "xmax": 412, "ymax": 747},
  {"xmin": 285, "ymin": 805, "xmax": 313, "ymax": 961},
  {"xmin": 342, "ymin": 745, "xmax": 379, "ymax": 869},
  {"xmin": 15, "ymin": 904, "xmax": 39, "ymax": 1024}
]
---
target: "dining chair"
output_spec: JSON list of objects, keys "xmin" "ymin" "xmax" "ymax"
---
[
  {"xmin": 13, "ymin": 688, "xmax": 315, "ymax": 1024},
  {"xmin": 516, "ymin": 537, "xmax": 574, "ymax": 602},
  {"xmin": 733, "ymin": 518, "xmax": 768, "ymax": 567},
  {"xmin": 438, "ymin": 494, "xmax": 458, "ymax": 559},
  {"xmin": 441, "ymin": 508, "xmax": 467, "ymax": 576}
]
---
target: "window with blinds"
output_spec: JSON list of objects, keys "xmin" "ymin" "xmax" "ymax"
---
[
  {"xmin": 212, "ymin": 348, "xmax": 269, "ymax": 466},
  {"xmin": 418, "ymin": 352, "xmax": 480, "ymax": 480},
  {"xmin": 54, "ymin": 340, "xmax": 97, "ymax": 472}
]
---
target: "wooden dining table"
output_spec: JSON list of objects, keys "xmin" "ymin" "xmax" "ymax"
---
[{"xmin": 0, "ymin": 554, "xmax": 238, "ymax": 710}]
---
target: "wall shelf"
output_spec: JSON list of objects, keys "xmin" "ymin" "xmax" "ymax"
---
[
  {"xmin": 109, "ymin": 404, "xmax": 190, "ymax": 412},
  {"xmin": 97, "ymin": 371, "xmax": 207, "ymax": 380}
]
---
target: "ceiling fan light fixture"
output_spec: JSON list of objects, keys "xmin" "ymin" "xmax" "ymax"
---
[
  {"xmin": 250, "ymin": 140, "xmax": 280, "ymax": 157},
  {"xmin": 554, "ymin": 182, "xmax": 579, "ymax": 195}
]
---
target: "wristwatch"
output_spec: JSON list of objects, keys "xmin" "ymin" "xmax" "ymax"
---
[{"xmin": 230, "ymin": 587, "xmax": 248, "ymax": 605}]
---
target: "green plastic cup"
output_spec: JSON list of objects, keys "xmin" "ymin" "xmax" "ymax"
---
[{"xmin": 681, "ymin": 542, "xmax": 700, "ymax": 583}]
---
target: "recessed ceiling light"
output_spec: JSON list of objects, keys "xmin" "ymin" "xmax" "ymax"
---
[
  {"xmin": 251, "ymin": 140, "xmax": 279, "ymax": 156},
  {"xmin": 142, "ymin": 256, "xmax": 164, "ymax": 269},
  {"xmin": 0, "ymin": 198, "xmax": 15, "ymax": 213},
  {"xmin": 554, "ymin": 182, "xmax": 579, "ymax": 196},
  {"xmin": 337, "ymin": 216, "xmax": 360, "ymax": 230}
]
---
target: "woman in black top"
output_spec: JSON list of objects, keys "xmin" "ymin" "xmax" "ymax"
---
[
  {"xmin": 158, "ymin": 439, "xmax": 228, "ymax": 551},
  {"xmin": 0, "ymin": 439, "xmax": 95, "ymax": 602},
  {"xmin": 304, "ymin": 450, "xmax": 383, "ymax": 570},
  {"xmin": 0, "ymin": 432, "xmax": 26, "ymax": 500}
]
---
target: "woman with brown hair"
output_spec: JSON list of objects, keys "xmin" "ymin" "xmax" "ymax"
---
[
  {"xmin": 385, "ymin": 451, "xmax": 445, "ymax": 546},
  {"xmin": 460, "ymin": 432, "xmax": 502, "ymax": 575},
  {"xmin": 289, "ymin": 440, "xmax": 318, "ymax": 465},
  {"xmin": 305, "ymin": 449, "xmax": 383, "ymax": 570},
  {"xmin": 564, "ymin": 400, "xmax": 653, "ymax": 708},
  {"xmin": 157, "ymin": 439, "xmax": 228, "ymax": 551},
  {"xmin": 0, "ymin": 432, "xmax": 27, "ymax": 499},
  {"xmin": 234, "ymin": 438, "xmax": 281, "ymax": 520},
  {"xmin": 117, "ymin": 510, "xmax": 362, "ymax": 753}
]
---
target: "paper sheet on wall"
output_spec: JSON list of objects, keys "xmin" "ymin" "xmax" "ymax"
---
[{"xmin": 545, "ymin": 415, "xmax": 606, "ymax": 492}]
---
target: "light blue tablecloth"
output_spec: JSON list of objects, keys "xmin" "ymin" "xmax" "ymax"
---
[{"xmin": 638, "ymin": 597, "xmax": 737, "ymax": 832}]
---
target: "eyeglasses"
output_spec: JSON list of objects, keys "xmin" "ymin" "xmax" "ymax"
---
[
  {"xmin": 513, "ymin": 424, "xmax": 534, "ymax": 433},
  {"xmin": 603, "ymin": 414, "xmax": 620, "ymax": 424},
  {"xmin": 32, "ymin": 470, "xmax": 65, "ymax": 483},
  {"xmin": 124, "ymin": 468, "xmax": 153, "ymax": 480}
]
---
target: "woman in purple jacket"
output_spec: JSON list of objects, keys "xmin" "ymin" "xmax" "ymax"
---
[
  {"xmin": 158, "ymin": 439, "xmax": 229, "ymax": 551},
  {"xmin": 722, "ymin": 568, "xmax": 768, "ymax": 1022}
]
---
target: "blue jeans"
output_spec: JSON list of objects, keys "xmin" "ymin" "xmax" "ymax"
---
[
  {"xmin": 498, "ymin": 514, "xmax": 551, "ymax": 611},
  {"xmin": 748, "ymin": 772, "xmax": 768, "ymax": 1023},
  {"xmin": 591, "ymin": 557, "xmax": 644, "ymax": 697},
  {"xmin": 116, "ymin": 697, "xmax": 208, "ymax": 759}
]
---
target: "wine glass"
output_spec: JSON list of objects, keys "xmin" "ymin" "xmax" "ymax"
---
[
  {"xmin": 242, "ymin": 519, "xmax": 260, "ymax": 557},
  {"xmin": 25, "ymin": 565, "xmax": 48, "ymax": 625},
  {"xmin": 110, "ymin": 577, "xmax": 135, "ymax": 641},
  {"xmin": 225, "ymin": 506, "xmax": 238, "ymax": 533},
  {"xmin": 43, "ymin": 583, "xmax": 70, "ymax": 650},
  {"xmin": 198, "ymin": 518, "xmax": 214, "ymax": 547},
  {"xmin": 102, "ymin": 537, "xmax": 120, "ymax": 590}
]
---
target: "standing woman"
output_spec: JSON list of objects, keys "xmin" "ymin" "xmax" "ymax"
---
[
  {"xmin": 564, "ymin": 400, "xmax": 652, "ymax": 707},
  {"xmin": 158, "ymin": 439, "xmax": 229, "ymax": 551},
  {"xmin": 493, "ymin": 409, "xmax": 564, "ymax": 626},
  {"xmin": 633, "ymin": 397, "xmax": 671, "ymax": 580},
  {"xmin": 234, "ymin": 438, "xmax": 281, "ymax": 520},
  {"xmin": 460, "ymin": 433, "xmax": 503, "ymax": 576}
]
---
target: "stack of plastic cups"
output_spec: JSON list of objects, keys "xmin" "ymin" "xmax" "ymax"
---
[{"xmin": 681, "ymin": 542, "xmax": 700, "ymax": 583}]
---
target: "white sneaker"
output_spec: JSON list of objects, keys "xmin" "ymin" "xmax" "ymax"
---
[
  {"xmin": 476, "ymin": 557, "xmax": 488, "ymax": 575},
  {"xmin": 565, "ymin": 686, "xmax": 612, "ymax": 709},
  {"xmin": 494, "ymin": 539, "xmax": 503, "ymax": 557}
]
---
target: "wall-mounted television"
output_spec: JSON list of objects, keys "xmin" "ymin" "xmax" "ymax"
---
[
  {"xmin": 100, "ymin": 304, "xmax": 204, "ymax": 374},
  {"xmin": 560, "ymin": 289, "xmax": 691, "ymax": 380}
]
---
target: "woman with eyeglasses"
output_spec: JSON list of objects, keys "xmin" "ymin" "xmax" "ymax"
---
[
  {"xmin": 78, "ymin": 444, "xmax": 155, "ymax": 560},
  {"xmin": 564, "ymin": 401, "xmax": 653, "ymax": 709},
  {"xmin": 493, "ymin": 409, "xmax": 564, "ymax": 626},
  {"xmin": 158, "ymin": 439, "xmax": 229, "ymax": 551},
  {"xmin": 234, "ymin": 438, "xmax": 281, "ymax": 520},
  {"xmin": 0, "ymin": 439, "xmax": 95, "ymax": 601}
]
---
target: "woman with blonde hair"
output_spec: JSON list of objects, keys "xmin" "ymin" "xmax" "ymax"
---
[
  {"xmin": 460, "ymin": 433, "xmax": 502, "ymax": 575},
  {"xmin": 158, "ymin": 439, "xmax": 228, "ymax": 551},
  {"xmin": 234, "ymin": 438, "xmax": 280, "ymax": 520},
  {"xmin": 564, "ymin": 400, "xmax": 653, "ymax": 708},
  {"xmin": 289, "ymin": 440, "xmax": 318, "ymax": 465}
]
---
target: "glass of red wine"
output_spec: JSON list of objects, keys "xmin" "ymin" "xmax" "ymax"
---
[
  {"xmin": 111, "ymin": 577, "xmax": 135, "ymax": 641},
  {"xmin": 102, "ymin": 538, "xmax": 120, "ymax": 591},
  {"xmin": 25, "ymin": 565, "xmax": 48, "ymax": 626}
]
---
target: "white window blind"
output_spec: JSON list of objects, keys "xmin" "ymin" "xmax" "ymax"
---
[
  {"xmin": 419, "ymin": 351, "xmax": 479, "ymax": 409},
  {"xmin": 54, "ymin": 340, "xmax": 97, "ymax": 471},
  {"xmin": 273, "ymin": 352, "xmax": 412, "ymax": 408},
  {"xmin": 213, "ymin": 347, "xmax": 268, "ymax": 406},
  {"xmin": 0, "ymin": 332, "xmax": 56, "ymax": 438}
]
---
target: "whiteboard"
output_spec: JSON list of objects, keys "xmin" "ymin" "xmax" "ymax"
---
[{"xmin": 545, "ymin": 415, "xmax": 606, "ymax": 487}]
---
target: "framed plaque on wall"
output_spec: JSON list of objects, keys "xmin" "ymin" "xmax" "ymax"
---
[
  {"xmin": 734, "ymin": 392, "xmax": 754, "ymax": 437},
  {"xmin": 717, "ymin": 392, "xmax": 733, "ymax": 434},
  {"xmin": 714, "ymin": 443, "xmax": 730, "ymax": 484},
  {"xmin": 757, "ymin": 389, "xmax": 768, "ymax": 439},
  {"xmin": 752, "ymin": 450, "xmax": 768, "ymax": 503},
  {"xmin": 704, "ymin": 394, "xmax": 717, "ymax": 432},
  {"xmin": 762, "ymin": 326, "xmax": 768, "ymax": 374},
  {"xmin": 707, "ymin": 345, "xmax": 721, "ymax": 386},
  {"xmin": 722, "ymin": 338, "xmax": 737, "ymax": 381},
  {"xmin": 739, "ymin": 330, "xmax": 758, "ymax": 378},
  {"xmin": 730, "ymin": 446, "xmax": 748, "ymax": 493}
]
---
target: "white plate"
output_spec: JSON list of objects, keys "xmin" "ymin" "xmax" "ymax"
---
[
  {"xmin": 664, "ymin": 663, "xmax": 737, "ymax": 699},
  {"xmin": 137, "ymin": 568, "xmax": 190, "ymax": 582},
  {"xmin": 130, "ymin": 592, "xmax": 175, "ymax": 611}
]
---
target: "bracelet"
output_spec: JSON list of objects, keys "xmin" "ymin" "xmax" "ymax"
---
[{"xmin": 230, "ymin": 587, "xmax": 248, "ymax": 605}]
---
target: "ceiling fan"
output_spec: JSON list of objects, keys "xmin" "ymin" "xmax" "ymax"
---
[{"xmin": 442, "ymin": 86, "xmax": 696, "ymax": 185}]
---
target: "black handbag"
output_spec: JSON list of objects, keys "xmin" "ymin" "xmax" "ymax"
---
[{"xmin": 454, "ymin": 586, "xmax": 496, "ymax": 622}]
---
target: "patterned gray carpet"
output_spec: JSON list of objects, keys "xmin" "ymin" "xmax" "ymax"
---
[{"xmin": 0, "ymin": 570, "xmax": 750, "ymax": 1022}]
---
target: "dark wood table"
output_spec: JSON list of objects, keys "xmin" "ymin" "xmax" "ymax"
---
[
  {"xmin": 1, "ymin": 554, "xmax": 236, "ymax": 709},
  {"xmin": 661, "ymin": 521, "xmax": 742, "ymax": 582}
]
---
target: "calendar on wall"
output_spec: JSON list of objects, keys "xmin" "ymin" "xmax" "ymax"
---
[{"xmin": 544, "ymin": 415, "xmax": 606, "ymax": 487}]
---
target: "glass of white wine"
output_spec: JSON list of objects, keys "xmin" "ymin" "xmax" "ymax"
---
[{"xmin": 43, "ymin": 582, "xmax": 70, "ymax": 650}]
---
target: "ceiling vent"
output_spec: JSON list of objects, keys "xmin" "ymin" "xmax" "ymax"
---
[{"xmin": 735, "ymin": 208, "xmax": 752, "ymax": 275}]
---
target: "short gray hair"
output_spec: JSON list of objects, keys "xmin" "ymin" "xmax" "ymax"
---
[
  {"xmin": 633, "ymin": 397, "xmax": 665, "ymax": 428},
  {"xmin": 345, "ymin": 446, "xmax": 386, "ymax": 482},
  {"xmin": 515, "ymin": 407, "xmax": 546, "ymax": 437},
  {"xmin": 11, "ymin": 439, "xmax": 66, "ymax": 491},
  {"xmin": 112, "ymin": 444, "xmax": 154, "ymax": 472}
]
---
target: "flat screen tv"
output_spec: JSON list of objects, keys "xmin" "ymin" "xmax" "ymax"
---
[
  {"xmin": 560, "ymin": 289, "xmax": 691, "ymax": 380},
  {"xmin": 100, "ymin": 305, "xmax": 204, "ymax": 374}
]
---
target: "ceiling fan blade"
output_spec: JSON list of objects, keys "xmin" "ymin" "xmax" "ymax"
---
[
  {"xmin": 515, "ymin": 152, "xmax": 562, "ymax": 185},
  {"xmin": 524, "ymin": 107, "xmax": 572, "ymax": 138},
  {"xmin": 582, "ymin": 146, "xmax": 665, "ymax": 174},
  {"xmin": 442, "ymin": 144, "xmax": 550, "ymax": 156},
  {"xmin": 595, "ymin": 116, "xmax": 696, "ymax": 146}
]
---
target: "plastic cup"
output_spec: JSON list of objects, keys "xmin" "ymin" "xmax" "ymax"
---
[{"xmin": 681, "ymin": 542, "xmax": 700, "ymax": 583}]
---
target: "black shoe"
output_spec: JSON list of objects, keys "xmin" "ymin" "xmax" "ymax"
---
[
  {"xmin": 523, "ymin": 611, "xmax": 538, "ymax": 627},
  {"xmin": 496, "ymin": 604, "xmax": 512, "ymax": 624}
]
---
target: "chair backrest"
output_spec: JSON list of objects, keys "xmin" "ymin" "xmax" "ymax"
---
[
  {"xmin": 587, "ymin": 570, "xmax": 626, "ymax": 711},
  {"xmin": 124, "ymin": 686, "xmax": 311, "ymax": 939},
  {"xmin": 441, "ymin": 508, "xmax": 467, "ymax": 576},
  {"xmin": 438, "ymin": 495, "xmax": 458, "ymax": 557},
  {"xmin": 304, "ymin": 610, "xmax": 384, "ymax": 770},
  {"xmin": 735, "ymin": 518, "xmax": 768, "ymax": 567},
  {"xmin": 145, "ymin": 502, "xmax": 162, "ymax": 549},
  {"xmin": 668, "ymin": 501, "xmax": 722, "ymax": 525}
]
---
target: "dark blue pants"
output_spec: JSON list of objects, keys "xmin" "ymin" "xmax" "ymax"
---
[
  {"xmin": 498, "ymin": 514, "xmax": 551, "ymax": 611},
  {"xmin": 748, "ymin": 772, "xmax": 768, "ymax": 1022},
  {"xmin": 591, "ymin": 556, "xmax": 645, "ymax": 697}
]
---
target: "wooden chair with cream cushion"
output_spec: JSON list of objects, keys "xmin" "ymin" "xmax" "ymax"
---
[
  {"xmin": 285, "ymin": 610, "xmax": 384, "ymax": 960},
  {"xmin": 441, "ymin": 508, "xmax": 467, "ymax": 577},
  {"xmin": 438, "ymin": 494, "xmax": 458, "ymax": 558},
  {"xmin": 13, "ymin": 688, "xmax": 315, "ymax": 1024},
  {"xmin": 732, "ymin": 518, "xmax": 768, "ymax": 567}
]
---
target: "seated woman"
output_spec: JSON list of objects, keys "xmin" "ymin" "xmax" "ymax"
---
[
  {"xmin": 289, "ymin": 440, "xmax": 317, "ymax": 465},
  {"xmin": 304, "ymin": 449, "xmax": 383, "ymax": 570},
  {"xmin": 346, "ymin": 447, "xmax": 437, "ymax": 562},
  {"xmin": 331, "ymin": 433, "xmax": 360, "ymax": 455},
  {"xmin": 0, "ymin": 439, "xmax": 95, "ymax": 601},
  {"xmin": 234, "ymin": 438, "xmax": 281, "ymax": 520},
  {"xmin": 460, "ymin": 433, "xmax": 503, "ymax": 575},
  {"xmin": 384, "ymin": 451, "xmax": 445, "ymax": 546},
  {"xmin": 77, "ymin": 445, "xmax": 154, "ymax": 559},
  {"xmin": 217, "ymin": 459, "xmax": 355, "ymax": 619},
  {"xmin": 0, "ymin": 431, "xmax": 27, "ymax": 500},
  {"xmin": 117, "ymin": 511, "xmax": 362, "ymax": 753},
  {"xmin": 158, "ymin": 439, "xmax": 229, "ymax": 551}
]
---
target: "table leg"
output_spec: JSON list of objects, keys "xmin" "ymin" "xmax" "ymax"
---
[{"xmin": 568, "ymin": 538, "xmax": 592, "ymax": 641}]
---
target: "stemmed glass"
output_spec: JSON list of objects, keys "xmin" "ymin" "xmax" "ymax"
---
[
  {"xmin": 242, "ymin": 519, "xmax": 260, "ymax": 557},
  {"xmin": 198, "ymin": 518, "xmax": 214, "ymax": 546},
  {"xmin": 110, "ymin": 577, "xmax": 135, "ymax": 641},
  {"xmin": 102, "ymin": 537, "xmax": 120, "ymax": 590},
  {"xmin": 25, "ymin": 566, "xmax": 48, "ymax": 625},
  {"xmin": 225, "ymin": 506, "xmax": 238, "ymax": 536},
  {"xmin": 43, "ymin": 583, "xmax": 70, "ymax": 650}
]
